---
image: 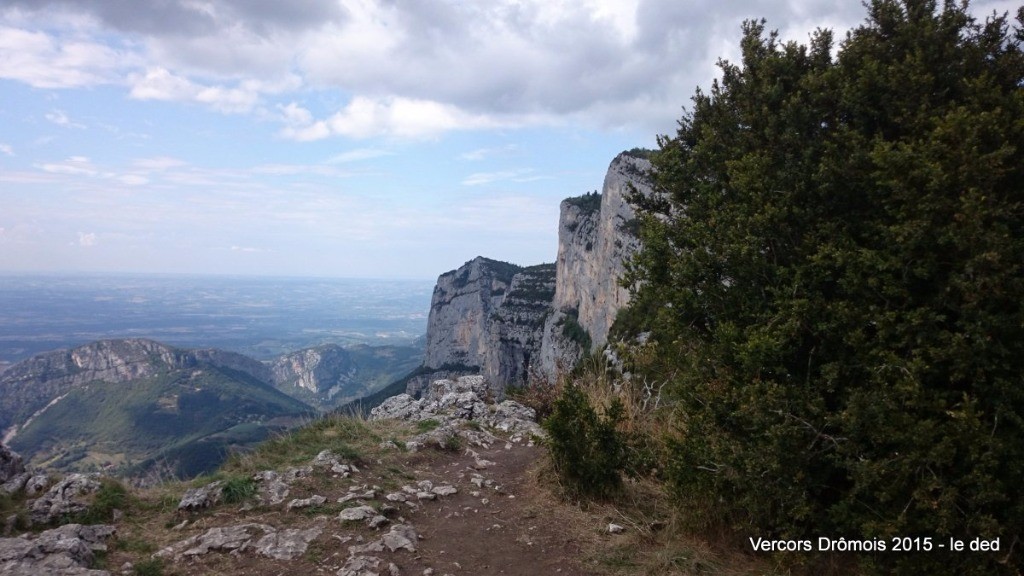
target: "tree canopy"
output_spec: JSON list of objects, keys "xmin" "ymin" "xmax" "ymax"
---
[{"xmin": 624, "ymin": 1, "xmax": 1024, "ymax": 573}]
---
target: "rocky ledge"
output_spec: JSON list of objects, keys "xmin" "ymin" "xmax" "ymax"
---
[{"xmin": 370, "ymin": 375, "xmax": 544, "ymax": 450}]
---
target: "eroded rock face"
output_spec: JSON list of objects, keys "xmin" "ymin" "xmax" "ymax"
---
[
  {"xmin": 0, "ymin": 522, "xmax": 115, "ymax": 575},
  {"xmin": 538, "ymin": 152, "xmax": 653, "ymax": 377},
  {"xmin": 157, "ymin": 522, "xmax": 322, "ymax": 561},
  {"xmin": 371, "ymin": 376, "xmax": 543, "ymax": 449},
  {"xmin": 28, "ymin": 473, "xmax": 101, "ymax": 525},
  {"xmin": 178, "ymin": 480, "xmax": 223, "ymax": 511},
  {"xmin": 253, "ymin": 470, "xmax": 291, "ymax": 506},
  {"xmin": 415, "ymin": 152, "xmax": 653, "ymax": 394},
  {"xmin": 269, "ymin": 345, "xmax": 358, "ymax": 409},
  {"xmin": 254, "ymin": 527, "xmax": 323, "ymax": 560},
  {"xmin": 416, "ymin": 258, "xmax": 557, "ymax": 396}
]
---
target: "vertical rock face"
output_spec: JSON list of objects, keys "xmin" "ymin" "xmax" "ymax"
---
[
  {"xmin": 268, "ymin": 345, "xmax": 357, "ymax": 408},
  {"xmin": 482, "ymin": 263, "xmax": 556, "ymax": 386},
  {"xmin": 423, "ymin": 257, "xmax": 522, "ymax": 372},
  {"xmin": 416, "ymin": 258, "xmax": 555, "ymax": 396},
  {"xmin": 557, "ymin": 152, "xmax": 652, "ymax": 348},
  {"xmin": 417, "ymin": 151, "xmax": 653, "ymax": 392},
  {"xmin": 537, "ymin": 152, "xmax": 653, "ymax": 377}
]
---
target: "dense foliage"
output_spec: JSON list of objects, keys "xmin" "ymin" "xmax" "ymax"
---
[
  {"xmin": 624, "ymin": 1, "xmax": 1024, "ymax": 573},
  {"xmin": 543, "ymin": 384, "xmax": 627, "ymax": 499}
]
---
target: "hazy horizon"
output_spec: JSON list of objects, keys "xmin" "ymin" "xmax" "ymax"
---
[{"xmin": 0, "ymin": 273, "xmax": 434, "ymax": 365}]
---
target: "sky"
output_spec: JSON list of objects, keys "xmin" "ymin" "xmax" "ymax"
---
[{"xmin": 0, "ymin": 1, "xmax": 1017, "ymax": 279}]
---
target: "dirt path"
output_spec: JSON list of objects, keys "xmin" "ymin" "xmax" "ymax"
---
[
  {"xmin": 114, "ymin": 432, "xmax": 600, "ymax": 576},
  {"xmin": 396, "ymin": 441, "xmax": 591, "ymax": 576}
]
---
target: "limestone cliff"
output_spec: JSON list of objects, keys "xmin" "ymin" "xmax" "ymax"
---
[
  {"xmin": 417, "ymin": 151, "xmax": 652, "ymax": 391},
  {"xmin": 481, "ymin": 263, "xmax": 556, "ymax": 386},
  {"xmin": 268, "ymin": 343, "xmax": 421, "ymax": 410},
  {"xmin": 538, "ymin": 152, "xmax": 653, "ymax": 376},
  {"xmin": 413, "ymin": 258, "xmax": 555, "ymax": 396},
  {"xmin": 269, "ymin": 345, "xmax": 357, "ymax": 408}
]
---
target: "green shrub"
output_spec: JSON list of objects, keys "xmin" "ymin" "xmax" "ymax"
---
[
  {"xmin": 559, "ymin": 309, "xmax": 592, "ymax": 352},
  {"xmin": 563, "ymin": 191, "xmax": 601, "ymax": 212},
  {"xmin": 543, "ymin": 384, "xmax": 626, "ymax": 499},
  {"xmin": 507, "ymin": 379, "xmax": 563, "ymax": 422}
]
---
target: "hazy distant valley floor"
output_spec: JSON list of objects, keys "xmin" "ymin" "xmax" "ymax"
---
[
  {"xmin": 0, "ymin": 274, "xmax": 434, "ymax": 481},
  {"xmin": 0, "ymin": 274, "xmax": 433, "ymax": 366}
]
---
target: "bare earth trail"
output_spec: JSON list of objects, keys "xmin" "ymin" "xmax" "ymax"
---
[
  {"xmin": 389, "ymin": 441, "xmax": 591, "ymax": 576},
  {"xmin": 117, "ymin": 432, "xmax": 600, "ymax": 576}
]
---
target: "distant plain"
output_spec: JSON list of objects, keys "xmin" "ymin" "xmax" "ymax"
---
[{"xmin": 0, "ymin": 273, "xmax": 434, "ymax": 368}]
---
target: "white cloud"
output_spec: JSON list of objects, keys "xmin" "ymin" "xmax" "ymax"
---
[
  {"xmin": 132, "ymin": 156, "xmax": 186, "ymax": 171},
  {"xmin": 117, "ymin": 174, "xmax": 149, "ymax": 186},
  {"xmin": 128, "ymin": 67, "xmax": 259, "ymax": 113},
  {"xmin": 0, "ymin": 25, "xmax": 134, "ymax": 88},
  {"xmin": 45, "ymin": 109, "xmax": 85, "ymax": 128},
  {"xmin": 327, "ymin": 148, "xmax": 393, "ymax": 164},
  {"xmin": 4, "ymin": 0, "xmax": 1016, "ymax": 140},
  {"xmin": 250, "ymin": 163, "xmax": 351, "ymax": 177},
  {"xmin": 281, "ymin": 96, "xmax": 528, "ymax": 141},
  {"xmin": 78, "ymin": 232, "xmax": 97, "ymax": 247},
  {"xmin": 463, "ymin": 171, "xmax": 522, "ymax": 187},
  {"xmin": 39, "ymin": 156, "xmax": 99, "ymax": 176},
  {"xmin": 0, "ymin": 143, "xmax": 13, "ymax": 156},
  {"xmin": 278, "ymin": 102, "xmax": 314, "ymax": 127},
  {"xmin": 462, "ymin": 169, "xmax": 547, "ymax": 186},
  {"xmin": 128, "ymin": 67, "xmax": 196, "ymax": 101},
  {"xmin": 460, "ymin": 145, "xmax": 518, "ymax": 161}
]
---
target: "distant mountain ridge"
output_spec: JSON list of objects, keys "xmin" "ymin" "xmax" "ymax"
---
[
  {"xmin": 0, "ymin": 337, "xmax": 422, "ymax": 478},
  {"xmin": 0, "ymin": 339, "xmax": 273, "ymax": 439}
]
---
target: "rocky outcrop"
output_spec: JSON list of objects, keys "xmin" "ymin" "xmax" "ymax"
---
[
  {"xmin": 422, "ymin": 257, "xmax": 521, "ymax": 371},
  {"xmin": 417, "ymin": 151, "xmax": 653, "ymax": 392},
  {"xmin": 0, "ymin": 523, "xmax": 115, "ymax": 575},
  {"xmin": 268, "ymin": 345, "xmax": 359, "ymax": 409},
  {"xmin": 0, "ymin": 443, "xmax": 24, "ymax": 485},
  {"xmin": 566, "ymin": 153, "xmax": 651, "ymax": 347},
  {"xmin": 28, "ymin": 473, "xmax": 102, "ymax": 525},
  {"xmin": 156, "ymin": 523, "xmax": 321, "ymax": 561},
  {"xmin": 482, "ymin": 263, "xmax": 556, "ymax": 386},
  {"xmin": 177, "ymin": 481, "xmax": 224, "ymax": 512},
  {"xmin": 373, "ymin": 375, "xmax": 543, "ymax": 450}
]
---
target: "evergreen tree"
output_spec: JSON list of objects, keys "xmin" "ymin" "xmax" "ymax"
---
[{"xmin": 626, "ymin": 2, "xmax": 1024, "ymax": 573}]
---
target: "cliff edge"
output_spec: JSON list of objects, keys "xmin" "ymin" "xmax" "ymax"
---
[{"xmin": 416, "ymin": 151, "xmax": 652, "ymax": 393}]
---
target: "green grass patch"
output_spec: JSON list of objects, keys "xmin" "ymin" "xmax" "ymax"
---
[
  {"xmin": 220, "ymin": 475, "xmax": 257, "ymax": 504},
  {"xmin": 116, "ymin": 536, "xmax": 156, "ymax": 554},
  {"xmin": 132, "ymin": 558, "xmax": 164, "ymax": 576},
  {"xmin": 597, "ymin": 544, "xmax": 640, "ymax": 569},
  {"xmin": 414, "ymin": 419, "xmax": 441, "ymax": 433},
  {"xmin": 74, "ymin": 478, "xmax": 130, "ymax": 525}
]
